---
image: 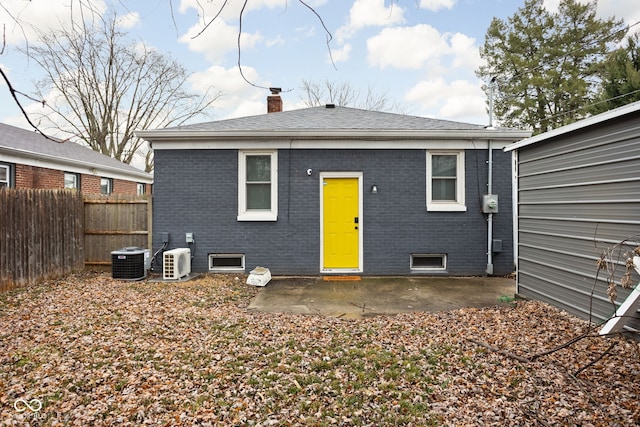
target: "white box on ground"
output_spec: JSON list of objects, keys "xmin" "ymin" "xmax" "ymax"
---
[{"xmin": 247, "ymin": 266, "xmax": 271, "ymax": 287}]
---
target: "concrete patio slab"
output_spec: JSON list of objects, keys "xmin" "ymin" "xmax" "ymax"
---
[{"xmin": 247, "ymin": 276, "xmax": 516, "ymax": 319}]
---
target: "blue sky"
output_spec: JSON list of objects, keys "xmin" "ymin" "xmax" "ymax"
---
[{"xmin": 1, "ymin": 0, "xmax": 639, "ymax": 131}]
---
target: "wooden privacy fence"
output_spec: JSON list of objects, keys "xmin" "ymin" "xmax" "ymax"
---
[
  {"xmin": 0, "ymin": 190, "xmax": 152, "ymax": 292},
  {"xmin": 83, "ymin": 194, "xmax": 152, "ymax": 268},
  {"xmin": 0, "ymin": 189, "xmax": 84, "ymax": 292}
]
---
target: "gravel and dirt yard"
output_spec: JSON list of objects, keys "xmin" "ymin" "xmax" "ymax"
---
[{"xmin": 1, "ymin": 272, "xmax": 639, "ymax": 426}]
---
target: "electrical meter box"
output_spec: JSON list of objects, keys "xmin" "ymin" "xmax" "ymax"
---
[{"xmin": 482, "ymin": 194, "xmax": 499, "ymax": 213}]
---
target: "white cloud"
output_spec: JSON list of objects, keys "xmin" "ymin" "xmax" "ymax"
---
[
  {"xmin": 266, "ymin": 35, "xmax": 285, "ymax": 47},
  {"xmin": 594, "ymin": 0, "xmax": 640, "ymax": 36},
  {"xmin": 366, "ymin": 24, "xmax": 481, "ymax": 78},
  {"xmin": 544, "ymin": 0, "xmax": 640, "ymax": 28},
  {"xmin": 336, "ymin": 0, "xmax": 405, "ymax": 42},
  {"xmin": 0, "ymin": 0, "xmax": 106, "ymax": 45},
  {"xmin": 405, "ymin": 78, "xmax": 486, "ymax": 123},
  {"xmin": 331, "ymin": 44, "xmax": 352, "ymax": 63},
  {"xmin": 188, "ymin": 65, "xmax": 269, "ymax": 119},
  {"xmin": 449, "ymin": 33, "xmax": 481, "ymax": 70},
  {"xmin": 179, "ymin": 0, "xmax": 288, "ymax": 21},
  {"xmin": 295, "ymin": 25, "xmax": 316, "ymax": 38},
  {"xmin": 179, "ymin": 18, "xmax": 262, "ymax": 62},
  {"xmin": 304, "ymin": 0, "xmax": 329, "ymax": 7},
  {"xmin": 367, "ymin": 24, "xmax": 449, "ymax": 70},
  {"xmin": 419, "ymin": 0, "xmax": 457, "ymax": 12},
  {"xmin": 116, "ymin": 12, "xmax": 140, "ymax": 29}
]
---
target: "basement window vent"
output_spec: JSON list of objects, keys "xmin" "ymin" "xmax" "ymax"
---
[
  {"xmin": 411, "ymin": 254, "xmax": 447, "ymax": 271},
  {"xmin": 209, "ymin": 254, "xmax": 245, "ymax": 272}
]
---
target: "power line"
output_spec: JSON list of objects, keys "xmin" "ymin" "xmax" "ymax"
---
[
  {"xmin": 545, "ymin": 88, "xmax": 640, "ymax": 124},
  {"xmin": 493, "ymin": 20, "xmax": 640, "ymax": 87},
  {"xmin": 486, "ymin": 17, "xmax": 640, "ymax": 129}
]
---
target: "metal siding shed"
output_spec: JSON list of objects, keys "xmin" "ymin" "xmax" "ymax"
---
[{"xmin": 505, "ymin": 101, "xmax": 640, "ymax": 331}]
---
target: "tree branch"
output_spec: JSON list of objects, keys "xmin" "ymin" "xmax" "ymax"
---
[
  {"xmin": 466, "ymin": 338, "xmax": 530, "ymax": 363},
  {"xmin": 0, "ymin": 68, "xmax": 56, "ymax": 142}
]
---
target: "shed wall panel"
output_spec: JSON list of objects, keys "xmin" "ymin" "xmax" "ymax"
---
[
  {"xmin": 519, "ymin": 158, "xmax": 639, "ymax": 189},
  {"xmin": 514, "ymin": 111, "xmax": 640, "ymax": 329},
  {"xmin": 520, "ymin": 181, "xmax": 640, "ymax": 203}
]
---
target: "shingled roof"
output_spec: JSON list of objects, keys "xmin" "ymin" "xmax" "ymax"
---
[
  {"xmin": 0, "ymin": 123, "xmax": 152, "ymax": 182},
  {"xmin": 138, "ymin": 105, "xmax": 530, "ymax": 148},
  {"xmin": 170, "ymin": 105, "xmax": 491, "ymax": 132}
]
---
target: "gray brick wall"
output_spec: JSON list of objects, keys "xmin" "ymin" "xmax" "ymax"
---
[{"xmin": 152, "ymin": 148, "xmax": 513, "ymax": 276}]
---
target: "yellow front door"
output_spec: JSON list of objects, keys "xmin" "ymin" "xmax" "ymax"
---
[{"xmin": 322, "ymin": 177, "xmax": 359, "ymax": 270}]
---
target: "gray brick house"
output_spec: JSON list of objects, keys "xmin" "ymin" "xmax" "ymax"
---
[{"xmin": 138, "ymin": 95, "xmax": 529, "ymax": 276}]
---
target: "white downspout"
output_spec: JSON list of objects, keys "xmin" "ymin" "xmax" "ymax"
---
[
  {"xmin": 486, "ymin": 141, "xmax": 493, "ymax": 275},
  {"xmin": 486, "ymin": 77, "xmax": 496, "ymax": 276},
  {"xmin": 511, "ymin": 150, "xmax": 518, "ymax": 282}
]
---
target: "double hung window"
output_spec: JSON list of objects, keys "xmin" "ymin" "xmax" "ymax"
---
[
  {"xmin": 238, "ymin": 151, "xmax": 278, "ymax": 221},
  {"xmin": 426, "ymin": 151, "xmax": 466, "ymax": 211}
]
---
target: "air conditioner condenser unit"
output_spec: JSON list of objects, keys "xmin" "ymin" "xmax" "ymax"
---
[
  {"xmin": 111, "ymin": 247, "xmax": 150, "ymax": 281},
  {"xmin": 163, "ymin": 248, "xmax": 191, "ymax": 280}
]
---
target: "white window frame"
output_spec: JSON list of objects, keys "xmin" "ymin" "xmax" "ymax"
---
[
  {"xmin": 100, "ymin": 177, "xmax": 113, "ymax": 195},
  {"xmin": 0, "ymin": 164, "xmax": 10, "ymax": 187},
  {"xmin": 64, "ymin": 172, "xmax": 80, "ymax": 190},
  {"xmin": 426, "ymin": 151, "xmax": 466, "ymax": 212},
  {"xmin": 238, "ymin": 150, "xmax": 278, "ymax": 221}
]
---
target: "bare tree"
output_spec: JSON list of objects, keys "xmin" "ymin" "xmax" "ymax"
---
[
  {"xmin": 2, "ymin": 0, "xmax": 334, "ymax": 139},
  {"xmin": 21, "ymin": 11, "xmax": 219, "ymax": 172},
  {"xmin": 300, "ymin": 79, "xmax": 408, "ymax": 113}
]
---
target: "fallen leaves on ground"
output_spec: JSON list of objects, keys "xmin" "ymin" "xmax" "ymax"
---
[{"xmin": 1, "ymin": 272, "xmax": 639, "ymax": 426}]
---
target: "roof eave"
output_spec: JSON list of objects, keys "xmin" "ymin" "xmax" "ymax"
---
[
  {"xmin": 0, "ymin": 146, "xmax": 153, "ymax": 183},
  {"xmin": 137, "ymin": 128, "xmax": 532, "ymax": 143},
  {"xmin": 504, "ymin": 100, "xmax": 640, "ymax": 152}
]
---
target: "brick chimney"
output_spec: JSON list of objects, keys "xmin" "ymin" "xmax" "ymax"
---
[{"xmin": 267, "ymin": 87, "xmax": 282, "ymax": 113}]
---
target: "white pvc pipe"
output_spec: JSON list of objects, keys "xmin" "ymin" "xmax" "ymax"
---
[{"xmin": 486, "ymin": 139, "xmax": 493, "ymax": 275}]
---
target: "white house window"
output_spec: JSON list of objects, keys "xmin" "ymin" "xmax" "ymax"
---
[
  {"xmin": 426, "ymin": 151, "xmax": 466, "ymax": 211},
  {"xmin": 64, "ymin": 172, "xmax": 80, "ymax": 190},
  {"xmin": 137, "ymin": 183, "xmax": 146, "ymax": 195},
  {"xmin": 238, "ymin": 150, "xmax": 278, "ymax": 221},
  {"xmin": 0, "ymin": 164, "xmax": 10, "ymax": 188},
  {"xmin": 100, "ymin": 177, "xmax": 113, "ymax": 195}
]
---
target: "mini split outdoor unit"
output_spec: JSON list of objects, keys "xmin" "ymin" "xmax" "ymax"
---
[
  {"xmin": 163, "ymin": 248, "xmax": 191, "ymax": 280},
  {"xmin": 111, "ymin": 247, "xmax": 151, "ymax": 280}
]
